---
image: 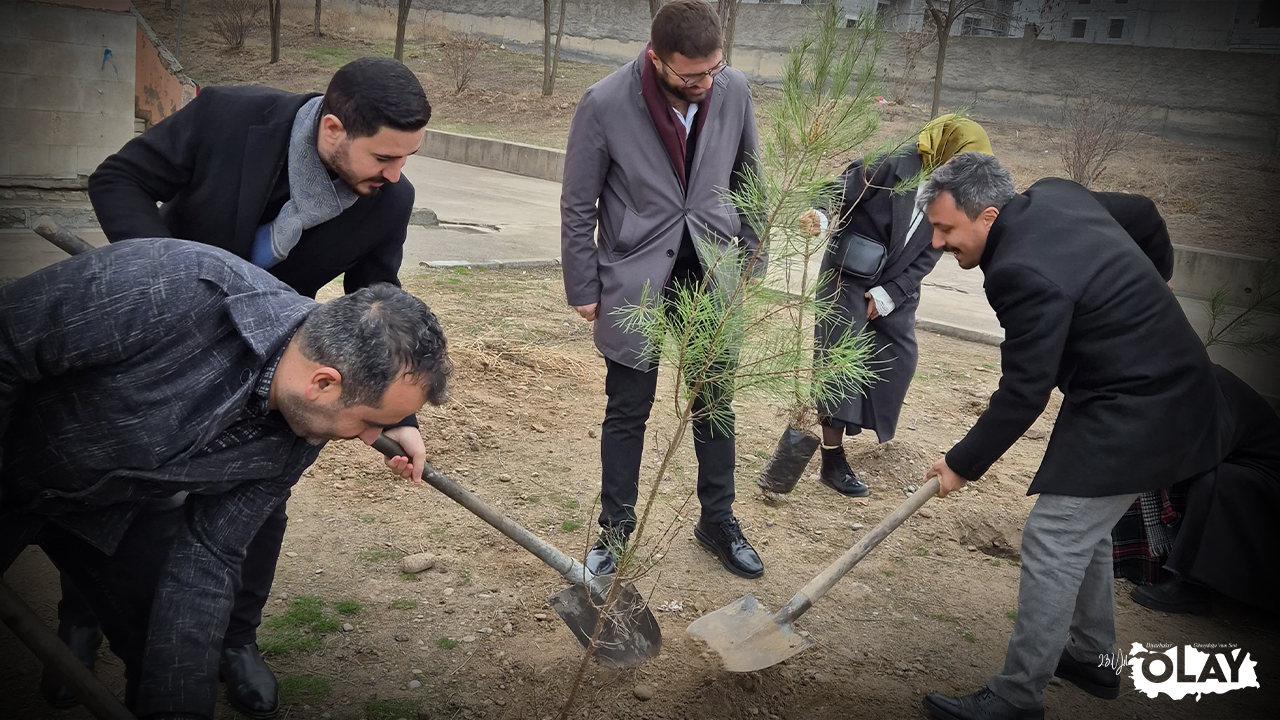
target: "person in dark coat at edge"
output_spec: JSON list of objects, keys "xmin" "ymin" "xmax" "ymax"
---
[
  {"xmin": 799, "ymin": 115, "xmax": 992, "ymax": 497},
  {"xmin": 1114, "ymin": 363, "xmax": 1280, "ymax": 616},
  {"xmin": 913, "ymin": 153, "xmax": 1238, "ymax": 720},
  {"xmin": 0, "ymin": 238, "xmax": 451, "ymax": 720},
  {"xmin": 70, "ymin": 57, "xmax": 430, "ymax": 718}
]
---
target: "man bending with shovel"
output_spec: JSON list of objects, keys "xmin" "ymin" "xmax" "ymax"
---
[
  {"xmin": 0, "ymin": 238, "xmax": 450, "ymax": 719},
  {"xmin": 916, "ymin": 153, "xmax": 1231, "ymax": 720}
]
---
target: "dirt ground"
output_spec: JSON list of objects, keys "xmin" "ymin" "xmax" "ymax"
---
[
  {"xmin": 133, "ymin": 0, "xmax": 1279, "ymax": 259},
  {"xmin": 4, "ymin": 267, "xmax": 1277, "ymax": 719}
]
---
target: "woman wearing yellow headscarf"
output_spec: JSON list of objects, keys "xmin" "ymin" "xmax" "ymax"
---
[{"xmin": 795, "ymin": 116, "xmax": 992, "ymax": 498}]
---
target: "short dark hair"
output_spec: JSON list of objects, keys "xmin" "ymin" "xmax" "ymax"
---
[
  {"xmin": 918, "ymin": 152, "xmax": 1017, "ymax": 220},
  {"xmin": 299, "ymin": 283, "xmax": 451, "ymax": 407},
  {"xmin": 651, "ymin": 0, "xmax": 722, "ymax": 60},
  {"xmin": 320, "ymin": 57, "xmax": 431, "ymax": 139}
]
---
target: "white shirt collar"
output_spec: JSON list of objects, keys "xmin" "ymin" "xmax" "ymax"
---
[{"xmin": 671, "ymin": 103, "xmax": 698, "ymax": 136}]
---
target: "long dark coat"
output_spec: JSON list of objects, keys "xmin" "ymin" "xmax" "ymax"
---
[
  {"xmin": 1167, "ymin": 364, "xmax": 1280, "ymax": 610},
  {"xmin": 945, "ymin": 179, "xmax": 1225, "ymax": 497},
  {"xmin": 815, "ymin": 152, "xmax": 941, "ymax": 442}
]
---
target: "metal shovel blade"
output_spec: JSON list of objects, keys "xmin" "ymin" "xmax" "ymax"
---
[
  {"xmin": 685, "ymin": 593, "xmax": 813, "ymax": 672},
  {"xmin": 549, "ymin": 573, "xmax": 662, "ymax": 668}
]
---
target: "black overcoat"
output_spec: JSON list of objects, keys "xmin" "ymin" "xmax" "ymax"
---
[
  {"xmin": 946, "ymin": 178, "xmax": 1224, "ymax": 497},
  {"xmin": 88, "ymin": 85, "xmax": 415, "ymax": 299}
]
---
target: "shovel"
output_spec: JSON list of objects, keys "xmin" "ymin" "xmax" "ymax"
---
[
  {"xmin": 29, "ymin": 219, "xmax": 661, "ymax": 668},
  {"xmin": 687, "ymin": 477, "xmax": 939, "ymax": 672},
  {"xmin": 372, "ymin": 436, "xmax": 661, "ymax": 667}
]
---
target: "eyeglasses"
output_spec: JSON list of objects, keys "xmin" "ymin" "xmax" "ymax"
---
[{"xmin": 660, "ymin": 58, "xmax": 728, "ymax": 88}]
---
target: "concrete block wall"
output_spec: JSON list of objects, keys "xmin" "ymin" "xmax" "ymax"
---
[
  {"xmin": 389, "ymin": 0, "xmax": 1280, "ymax": 154},
  {"xmin": 0, "ymin": 0, "xmax": 137, "ymax": 180}
]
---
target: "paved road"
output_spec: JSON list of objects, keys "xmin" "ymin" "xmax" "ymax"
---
[{"xmin": 3, "ymin": 155, "xmax": 1274, "ymax": 402}]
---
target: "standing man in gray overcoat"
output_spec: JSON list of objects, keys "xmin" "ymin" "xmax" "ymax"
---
[{"xmin": 560, "ymin": 0, "xmax": 765, "ymax": 579}]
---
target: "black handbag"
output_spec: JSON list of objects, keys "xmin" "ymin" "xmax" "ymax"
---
[{"xmin": 831, "ymin": 229, "xmax": 887, "ymax": 282}]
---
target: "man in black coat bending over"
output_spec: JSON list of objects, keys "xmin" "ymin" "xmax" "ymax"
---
[
  {"xmin": 70, "ymin": 57, "xmax": 430, "ymax": 718},
  {"xmin": 915, "ymin": 154, "xmax": 1229, "ymax": 720}
]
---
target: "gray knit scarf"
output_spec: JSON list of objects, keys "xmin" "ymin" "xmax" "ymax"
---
[{"xmin": 259, "ymin": 96, "xmax": 359, "ymax": 267}]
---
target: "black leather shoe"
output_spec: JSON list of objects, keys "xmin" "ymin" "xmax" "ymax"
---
[
  {"xmin": 1054, "ymin": 648, "xmax": 1120, "ymax": 699},
  {"xmin": 220, "ymin": 643, "xmax": 279, "ymax": 719},
  {"xmin": 923, "ymin": 686, "xmax": 1044, "ymax": 720},
  {"xmin": 694, "ymin": 517, "xmax": 764, "ymax": 579},
  {"xmin": 40, "ymin": 623, "xmax": 103, "ymax": 709},
  {"xmin": 1130, "ymin": 577, "xmax": 1210, "ymax": 616},
  {"xmin": 819, "ymin": 446, "xmax": 869, "ymax": 497},
  {"xmin": 584, "ymin": 526, "xmax": 630, "ymax": 576}
]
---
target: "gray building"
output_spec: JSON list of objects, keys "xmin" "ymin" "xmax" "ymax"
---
[{"xmin": 1026, "ymin": 0, "xmax": 1280, "ymax": 52}]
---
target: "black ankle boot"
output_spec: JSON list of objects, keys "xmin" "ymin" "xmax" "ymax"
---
[
  {"xmin": 40, "ymin": 623, "xmax": 103, "ymax": 709},
  {"xmin": 220, "ymin": 643, "xmax": 279, "ymax": 719},
  {"xmin": 694, "ymin": 517, "xmax": 764, "ymax": 579},
  {"xmin": 819, "ymin": 446, "xmax": 869, "ymax": 497}
]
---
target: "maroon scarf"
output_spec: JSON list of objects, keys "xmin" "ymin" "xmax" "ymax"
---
[{"xmin": 640, "ymin": 43, "xmax": 713, "ymax": 192}]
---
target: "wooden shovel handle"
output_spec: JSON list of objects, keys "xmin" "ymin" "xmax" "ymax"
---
[
  {"xmin": 0, "ymin": 581, "xmax": 136, "ymax": 720},
  {"xmin": 371, "ymin": 435, "xmax": 590, "ymax": 584},
  {"xmin": 33, "ymin": 215, "xmax": 96, "ymax": 257},
  {"xmin": 777, "ymin": 477, "xmax": 940, "ymax": 622}
]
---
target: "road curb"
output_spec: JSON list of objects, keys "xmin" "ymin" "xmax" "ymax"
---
[
  {"xmin": 418, "ymin": 258, "xmax": 561, "ymax": 270},
  {"xmin": 916, "ymin": 318, "xmax": 1003, "ymax": 347}
]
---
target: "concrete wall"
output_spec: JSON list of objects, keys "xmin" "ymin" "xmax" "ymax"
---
[
  {"xmin": 421, "ymin": 129, "xmax": 566, "ymax": 182},
  {"xmin": 395, "ymin": 0, "xmax": 1280, "ymax": 153},
  {"xmin": 0, "ymin": 0, "xmax": 136, "ymax": 180},
  {"xmin": 133, "ymin": 6, "xmax": 196, "ymax": 128}
]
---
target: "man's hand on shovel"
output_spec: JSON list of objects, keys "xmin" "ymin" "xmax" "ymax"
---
[
  {"xmin": 925, "ymin": 456, "xmax": 968, "ymax": 498},
  {"xmin": 377, "ymin": 426, "xmax": 427, "ymax": 483}
]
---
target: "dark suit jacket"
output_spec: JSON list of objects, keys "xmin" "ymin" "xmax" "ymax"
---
[
  {"xmin": 0, "ymin": 239, "xmax": 324, "ymax": 716},
  {"xmin": 946, "ymin": 179, "xmax": 1223, "ymax": 497},
  {"xmin": 88, "ymin": 85, "xmax": 415, "ymax": 299}
]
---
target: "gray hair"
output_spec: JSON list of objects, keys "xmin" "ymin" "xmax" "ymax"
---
[
  {"xmin": 917, "ymin": 152, "xmax": 1016, "ymax": 219},
  {"xmin": 299, "ymin": 283, "xmax": 451, "ymax": 407}
]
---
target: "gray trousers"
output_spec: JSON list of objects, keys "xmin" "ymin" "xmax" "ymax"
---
[{"xmin": 988, "ymin": 492, "xmax": 1139, "ymax": 710}]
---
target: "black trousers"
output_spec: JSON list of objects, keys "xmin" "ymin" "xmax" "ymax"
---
[
  {"xmin": 57, "ymin": 496, "xmax": 289, "ymax": 650},
  {"xmin": 30, "ymin": 504, "xmax": 185, "ymax": 710},
  {"xmin": 598, "ymin": 253, "xmax": 737, "ymax": 530}
]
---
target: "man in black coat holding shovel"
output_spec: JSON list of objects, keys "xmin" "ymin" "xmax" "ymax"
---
[
  {"xmin": 914, "ymin": 153, "xmax": 1231, "ymax": 720},
  {"xmin": 71, "ymin": 57, "xmax": 430, "ymax": 718}
]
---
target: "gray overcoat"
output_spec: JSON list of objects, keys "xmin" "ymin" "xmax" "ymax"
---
[
  {"xmin": 561, "ymin": 51, "xmax": 761, "ymax": 370},
  {"xmin": 815, "ymin": 152, "xmax": 942, "ymax": 442}
]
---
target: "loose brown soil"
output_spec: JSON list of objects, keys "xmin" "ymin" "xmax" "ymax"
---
[
  {"xmin": 134, "ymin": 0, "xmax": 1279, "ymax": 259},
  {"xmin": 5, "ymin": 268, "xmax": 1277, "ymax": 719}
]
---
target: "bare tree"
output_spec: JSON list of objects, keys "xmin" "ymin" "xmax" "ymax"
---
[
  {"xmin": 893, "ymin": 13, "xmax": 937, "ymax": 104},
  {"xmin": 314, "ymin": 0, "xmax": 322, "ymax": 37},
  {"xmin": 716, "ymin": 0, "xmax": 740, "ymax": 64},
  {"xmin": 648, "ymin": 0, "xmax": 663, "ymax": 19},
  {"xmin": 923, "ymin": 0, "xmax": 985, "ymax": 118},
  {"xmin": 211, "ymin": 0, "xmax": 264, "ymax": 51},
  {"xmin": 440, "ymin": 30, "xmax": 485, "ymax": 94},
  {"xmin": 395, "ymin": 0, "xmax": 414, "ymax": 61},
  {"xmin": 542, "ymin": 0, "xmax": 567, "ymax": 96},
  {"xmin": 1057, "ymin": 83, "xmax": 1148, "ymax": 188},
  {"xmin": 267, "ymin": 0, "xmax": 282, "ymax": 63}
]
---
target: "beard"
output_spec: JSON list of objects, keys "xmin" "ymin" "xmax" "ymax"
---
[
  {"xmin": 322, "ymin": 139, "xmax": 383, "ymax": 197},
  {"xmin": 277, "ymin": 388, "xmax": 336, "ymax": 445},
  {"xmin": 660, "ymin": 75, "xmax": 707, "ymax": 105}
]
